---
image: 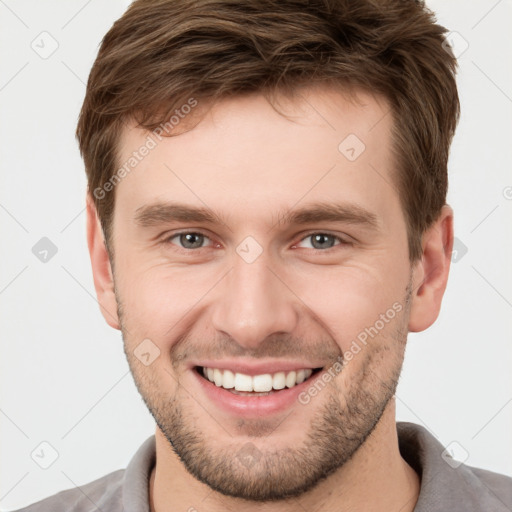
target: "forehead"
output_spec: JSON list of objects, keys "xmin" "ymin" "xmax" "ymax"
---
[{"xmin": 114, "ymin": 85, "xmax": 398, "ymax": 229}]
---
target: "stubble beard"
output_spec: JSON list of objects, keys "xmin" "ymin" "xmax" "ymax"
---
[{"xmin": 118, "ymin": 283, "xmax": 412, "ymax": 502}]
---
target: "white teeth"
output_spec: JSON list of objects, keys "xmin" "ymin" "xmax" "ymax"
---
[
  {"xmin": 213, "ymin": 368, "xmax": 223, "ymax": 387},
  {"xmin": 222, "ymin": 369, "xmax": 235, "ymax": 389},
  {"xmin": 200, "ymin": 366, "xmax": 318, "ymax": 392},
  {"xmin": 285, "ymin": 371, "xmax": 296, "ymax": 388},
  {"xmin": 234, "ymin": 372, "xmax": 253, "ymax": 392},
  {"xmin": 253, "ymin": 374, "xmax": 273, "ymax": 392},
  {"xmin": 272, "ymin": 372, "xmax": 286, "ymax": 390}
]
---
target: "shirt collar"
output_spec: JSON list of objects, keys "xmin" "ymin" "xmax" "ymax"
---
[
  {"xmin": 122, "ymin": 434, "xmax": 155, "ymax": 512},
  {"xmin": 397, "ymin": 421, "xmax": 511, "ymax": 512}
]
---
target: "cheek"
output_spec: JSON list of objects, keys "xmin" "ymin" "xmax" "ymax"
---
[
  {"xmin": 115, "ymin": 259, "xmax": 219, "ymax": 341},
  {"xmin": 284, "ymin": 263, "xmax": 408, "ymax": 353}
]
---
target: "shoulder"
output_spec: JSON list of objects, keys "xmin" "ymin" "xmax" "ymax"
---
[
  {"xmin": 397, "ymin": 421, "xmax": 512, "ymax": 510},
  {"xmin": 11, "ymin": 434, "xmax": 156, "ymax": 512},
  {"xmin": 464, "ymin": 464, "xmax": 512, "ymax": 507},
  {"xmin": 10, "ymin": 469, "xmax": 125, "ymax": 512}
]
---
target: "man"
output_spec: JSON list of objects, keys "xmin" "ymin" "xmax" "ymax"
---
[{"xmin": 14, "ymin": 0, "xmax": 512, "ymax": 511}]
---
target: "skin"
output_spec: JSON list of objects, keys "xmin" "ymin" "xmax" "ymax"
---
[{"xmin": 86, "ymin": 85, "xmax": 453, "ymax": 511}]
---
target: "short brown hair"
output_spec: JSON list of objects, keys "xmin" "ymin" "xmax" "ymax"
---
[{"xmin": 77, "ymin": 0, "xmax": 459, "ymax": 261}]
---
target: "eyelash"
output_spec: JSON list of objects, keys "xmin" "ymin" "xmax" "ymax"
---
[{"xmin": 161, "ymin": 230, "xmax": 351, "ymax": 252}]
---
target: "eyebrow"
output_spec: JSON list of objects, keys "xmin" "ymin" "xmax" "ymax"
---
[
  {"xmin": 134, "ymin": 202, "xmax": 224, "ymax": 227},
  {"xmin": 276, "ymin": 202, "xmax": 379, "ymax": 230},
  {"xmin": 134, "ymin": 201, "xmax": 379, "ymax": 231}
]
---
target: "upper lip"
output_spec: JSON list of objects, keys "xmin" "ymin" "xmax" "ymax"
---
[{"xmin": 191, "ymin": 359, "xmax": 324, "ymax": 376}]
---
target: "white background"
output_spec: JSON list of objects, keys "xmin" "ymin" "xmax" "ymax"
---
[{"xmin": 1, "ymin": 0, "xmax": 511, "ymax": 509}]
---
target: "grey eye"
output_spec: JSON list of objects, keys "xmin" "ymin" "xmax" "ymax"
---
[
  {"xmin": 177, "ymin": 232, "xmax": 206, "ymax": 249},
  {"xmin": 302, "ymin": 233, "xmax": 339, "ymax": 250}
]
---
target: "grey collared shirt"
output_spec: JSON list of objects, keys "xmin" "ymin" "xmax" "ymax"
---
[{"xmin": 12, "ymin": 422, "xmax": 512, "ymax": 511}]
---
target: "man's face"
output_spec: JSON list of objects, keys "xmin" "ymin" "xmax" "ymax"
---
[{"xmin": 107, "ymin": 86, "xmax": 415, "ymax": 500}]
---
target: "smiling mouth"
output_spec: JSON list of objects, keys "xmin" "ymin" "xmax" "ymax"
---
[{"xmin": 194, "ymin": 366, "xmax": 323, "ymax": 396}]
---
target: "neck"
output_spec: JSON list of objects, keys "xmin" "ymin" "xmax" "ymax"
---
[{"xmin": 149, "ymin": 399, "xmax": 419, "ymax": 512}]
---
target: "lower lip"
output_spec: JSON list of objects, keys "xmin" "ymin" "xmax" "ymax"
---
[{"xmin": 193, "ymin": 368, "xmax": 322, "ymax": 418}]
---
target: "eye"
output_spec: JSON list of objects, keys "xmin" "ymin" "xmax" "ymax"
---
[
  {"xmin": 164, "ymin": 231, "xmax": 214, "ymax": 250},
  {"xmin": 162, "ymin": 231, "xmax": 349, "ymax": 252},
  {"xmin": 294, "ymin": 233, "xmax": 348, "ymax": 250}
]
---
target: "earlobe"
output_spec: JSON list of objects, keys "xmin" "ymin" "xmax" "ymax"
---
[
  {"xmin": 86, "ymin": 193, "xmax": 120, "ymax": 330},
  {"xmin": 408, "ymin": 205, "xmax": 454, "ymax": 333}
]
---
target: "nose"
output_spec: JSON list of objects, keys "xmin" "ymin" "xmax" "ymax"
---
[{"xmin": 211, "ymin": 252, "xmax": 299, "ymax": 350}]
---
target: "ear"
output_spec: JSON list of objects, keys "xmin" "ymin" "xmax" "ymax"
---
[
  {"xmin": 86, "ymin": 193, "xmax": 120, "ymax": 330},
  {"xmin": 408, "ymin": 205, "xmax": 454, "ymax": 332}
]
